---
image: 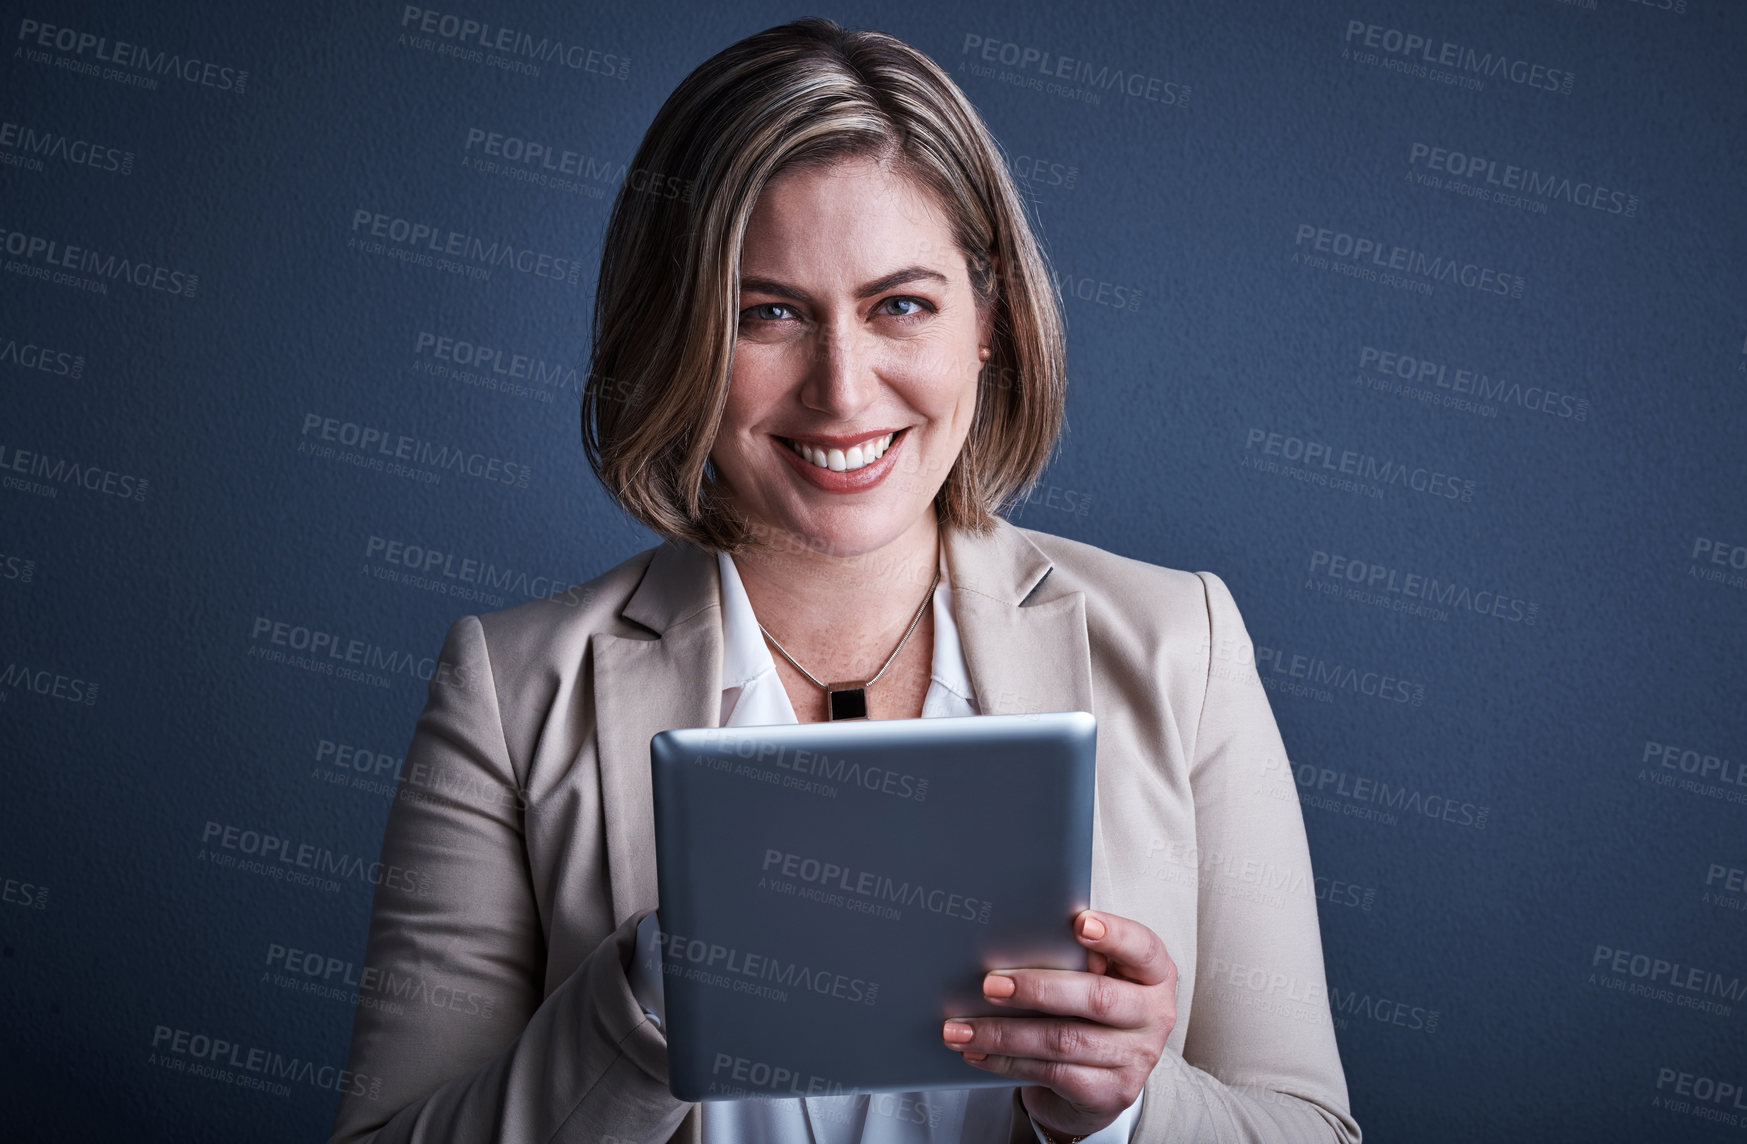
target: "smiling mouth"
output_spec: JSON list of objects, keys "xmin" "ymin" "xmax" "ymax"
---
[{"xmin": 780, "ymin": 430, "xmax": 901, "ymax": 473}]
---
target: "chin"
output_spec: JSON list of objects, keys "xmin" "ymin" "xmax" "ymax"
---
[
  {"xmin": 801, "ymin": 522, "xmax": 903, "ymax": 561},
  {"xmin": 756, "ymin": 510, "xmax": 918, "ymax": 561}
]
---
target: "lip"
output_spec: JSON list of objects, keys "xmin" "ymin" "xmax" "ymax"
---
[
  {"xmin": 779, "ymin": 429, "xmax": 903, "ymax": 450},
  {"xmin": 774, "ymin": 428, "xmax": 907, "ymax": 492}
]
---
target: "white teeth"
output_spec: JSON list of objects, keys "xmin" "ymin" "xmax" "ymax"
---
[{"xmin": 788, "ymin": 433, "xmax": 894, "ymax": 472}]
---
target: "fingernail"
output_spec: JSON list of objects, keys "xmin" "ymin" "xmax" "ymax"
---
[
  {"xmin": 1080, "ymin": 913, "xmax": 1106, "ymax": 941},
  {"xmin": 942, "ymin": 1020, "xmax": 973, "ymax": 1043},
  {"xmin": 983, "ymin": 973, "xmax": 1016, "ymax": 999},
  {"xmin": 963, "ymin": 1051, "xmax": 987, "ymax": 1062}
]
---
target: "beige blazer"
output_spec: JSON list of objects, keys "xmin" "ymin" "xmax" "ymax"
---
[{"xmin": 330, "ymin": 519, "xmax": 1361, "ymax": 1144}]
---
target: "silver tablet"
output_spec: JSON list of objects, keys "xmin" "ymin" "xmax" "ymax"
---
[{"xmin": 650, "ymin": 711, "xmax": 1096, "ymax": 1103}]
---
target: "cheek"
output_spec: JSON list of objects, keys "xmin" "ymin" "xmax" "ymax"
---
[
  {"xmin": 890, "ymin": 329, "xmax": 973, "ymax": 374},
  {"xmin": 919, "ymin": 351, "xmax": 981, "ymax": 417},
  {"xmin": 886, "ymin": 338, "xmax": 978, "ymax": 400},
  {"xmin": 708, "ymin": 381, "xmax": 763, "ymax": 472},
  {"xmin": 726, "ymin": 342, "xmax": 805, "ymax": 405},
  {"xmin": 721, "ymin": 355, "xmax": 782, "ymax": 426}
]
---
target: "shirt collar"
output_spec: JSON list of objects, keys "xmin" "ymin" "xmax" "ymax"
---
[
  {"xmin": 715, "ymin": 549, "xmax": 976, "ymax": 710},
  {"xmin": 717, "ymin": 549, "xmax": 774, "ymax": 692}
]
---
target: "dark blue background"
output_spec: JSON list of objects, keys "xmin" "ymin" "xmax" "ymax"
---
[{"xmin": 4, "ymin": 1, "xmax": 1743, "ymax": 1139}]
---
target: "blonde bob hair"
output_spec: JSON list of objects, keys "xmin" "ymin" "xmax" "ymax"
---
[{"xmin": 582, "ymin": 17, "xmax": 1067, "ymax": 552}]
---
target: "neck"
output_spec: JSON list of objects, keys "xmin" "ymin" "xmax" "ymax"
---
[{"xmin": 728, "ymin": 510, "xmax": 943, "ymax": 677}]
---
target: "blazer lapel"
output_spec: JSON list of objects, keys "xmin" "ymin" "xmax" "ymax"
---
[
  {"xmin": 949, "ymin": 522, "xmax": 1100, "ymax": 1144},
  {"xmin": 946, "ymin": 520, "xmax": 1095, "ymax": 719},
  {"xmin": 592, "ymin": 541, "xmax": 724, "ymax": 928}
]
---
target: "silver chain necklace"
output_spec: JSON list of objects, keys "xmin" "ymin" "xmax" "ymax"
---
[{"xmin": 757, "ymin": 568, "xmax": 940, "ymax": 721}]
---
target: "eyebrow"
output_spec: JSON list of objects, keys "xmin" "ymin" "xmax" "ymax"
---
[{"xmin": 739, "ymin": 265, "xmax": 950, "ymax": 305}]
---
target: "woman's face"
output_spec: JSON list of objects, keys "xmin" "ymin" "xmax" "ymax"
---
[{"xmin": 710, "ymin": 155, "xmax": 990, "ymax": 560}]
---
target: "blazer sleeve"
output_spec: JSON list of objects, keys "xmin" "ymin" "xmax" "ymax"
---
[
  {"xmin": 328, "ymin": 615, "xmax": 694, "ymax": 1144},
  {"xmin": 1128, "ymin": 573, "xmax": 1362, "ymax": 1143}
]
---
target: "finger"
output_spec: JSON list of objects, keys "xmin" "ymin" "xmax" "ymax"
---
[
  {"xmin": 981, "ymin": 966, "xmax": 1151, "ymax": 1029},
  {"xmin": 1074, "ymin": 910, "xmax": 1177, "ymax": 988},
  {"xmin": 941, "ymin": 1016, "xmax": 1134, "ymax": 1068}
]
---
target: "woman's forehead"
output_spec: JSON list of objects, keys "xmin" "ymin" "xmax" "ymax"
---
[{"xmin": 742, "ymin": 158, "xmax": 962, "ymax": 279}]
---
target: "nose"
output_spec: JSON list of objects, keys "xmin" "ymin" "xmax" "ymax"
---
[{"xmin": 798, "ymin": 324, "xmax": 879, "ymax": 421}]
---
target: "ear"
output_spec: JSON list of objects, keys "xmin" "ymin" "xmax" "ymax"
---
[{"xmin": 976, "ymin": 250, "xmax": 1001, "ymax": 348}]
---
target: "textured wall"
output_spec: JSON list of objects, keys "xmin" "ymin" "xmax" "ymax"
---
[{"xmin": 4, "ymin": 1, "xmax": 1743, "ymax": 1139}]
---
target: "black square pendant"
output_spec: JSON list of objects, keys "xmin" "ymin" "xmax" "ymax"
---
[{"xmin": 826, "ymin": 684, "xmax": 869, "ymax": 721}]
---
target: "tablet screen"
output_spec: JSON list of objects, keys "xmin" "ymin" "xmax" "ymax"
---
[{"xmin": 651, "ymin": 711, "xmax": 1096, "ymax": 1101}]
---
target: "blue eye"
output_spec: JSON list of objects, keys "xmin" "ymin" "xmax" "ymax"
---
[
  {"xmin": 744, "ymin": 302, "xmax": 795, "ymax": 321},
  {"xmin": 879, "ymin": 297, "xmax": 931, "ymax": 317}
]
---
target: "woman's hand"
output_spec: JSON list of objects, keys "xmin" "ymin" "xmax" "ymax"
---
[{"xmin": 940, "ymin": 910, "xmax": 1178, "ymax": 1139}]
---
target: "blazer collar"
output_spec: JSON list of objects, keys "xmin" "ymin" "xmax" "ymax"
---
[
  {"xmin": 620, "ymin": 539, "xmax": 721, "ymax": 635},
  {"xmin": 944, "ymin": 519, "xmax": 1095, "ymax": 720},
  {"xmin": 591, "ymin": 519, "xmax": 1094, "ymax": 925}
]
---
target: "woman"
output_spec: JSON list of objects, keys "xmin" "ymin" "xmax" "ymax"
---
[{"xmin": 331, "ymin": 18, "xmax": 1359, "ymax": 1144}]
